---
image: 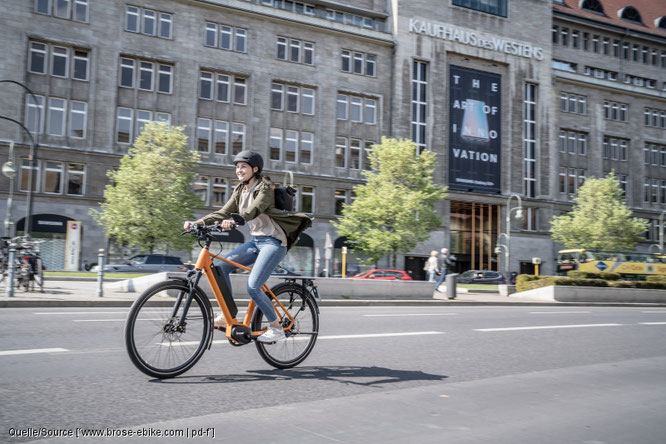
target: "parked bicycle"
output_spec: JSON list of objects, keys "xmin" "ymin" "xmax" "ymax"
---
[
  {"xmin": 124, "ymin": 218, "xmax": 320, "ymax": 379},
  {"xmin": 0, "ymin": 236, "xmax": 44, "ymax": 292}
]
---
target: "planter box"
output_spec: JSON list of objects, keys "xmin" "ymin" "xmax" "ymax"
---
[
  {"xmin": 107, "ymin": 272, "xmax": 437, "ymax": 299},
  {"xmin": 498, "ymin": 284, "xmax": 516, "ymax": 297},
  {"xmin": 511, "ymin": 285, "xmax": 666, "ymax": 304}
]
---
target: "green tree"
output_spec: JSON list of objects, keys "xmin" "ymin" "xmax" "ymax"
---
[
  {"xmin": 550, "ymin": 172, "xmax": 648, "ymax": 251},
  {"xmin": 90, "ymin": 122, "xmax": 200, "ymax": 253},
  {"xmin": 332, "ymin": 137, "xmax": 448, "ymax": 266}
]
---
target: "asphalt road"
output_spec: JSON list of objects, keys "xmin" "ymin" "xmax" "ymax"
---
[{"xmin": 1, "ymin": 305, "xmax": 666, "ymax": 443}]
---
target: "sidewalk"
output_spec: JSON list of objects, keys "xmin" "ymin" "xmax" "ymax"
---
[{"xmin": 1, "ymin": 278, "xmax": 665, "ymax": 308}]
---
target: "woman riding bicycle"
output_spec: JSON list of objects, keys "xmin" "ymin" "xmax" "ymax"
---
[{"xmin": 183, "ymin": 151, "xmax": 311, "ymax": 343}]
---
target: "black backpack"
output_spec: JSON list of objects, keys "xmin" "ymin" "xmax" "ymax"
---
[{"xmin": 274, "ymin": 171, "xmax": 296, "ymax": 211}]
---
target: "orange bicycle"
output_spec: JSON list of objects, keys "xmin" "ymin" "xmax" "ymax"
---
[{"xmin": 124, "ymin": 220, "xmax": 320, "ymax": 379}]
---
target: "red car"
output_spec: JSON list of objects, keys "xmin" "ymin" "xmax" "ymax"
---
[{"xmin": 348, "ymin": 269, "xmax": 413, "ymax": 280}]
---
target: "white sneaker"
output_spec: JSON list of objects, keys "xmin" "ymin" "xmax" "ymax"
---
[{"xmin": 257, "ymin": 326, "xmax": 286, "ymax": 343}]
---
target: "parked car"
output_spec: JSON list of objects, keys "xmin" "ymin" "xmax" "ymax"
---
[
  {"xmin": 348, "ymin": 269, "xmax": 413, "ymax": 280},
  {"xmin": 91, "ymin": 254, "xmax": 187, "ymax": 273},
  {"xmin": 271, "ymin": 266, "xmax": 301, "ymax": 276},
  {"xmin": 457, "ymin": 270, "xmax": 506, "ymax": 284}
]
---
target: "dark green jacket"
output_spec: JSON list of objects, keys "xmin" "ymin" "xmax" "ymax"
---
[{"xmin": 201, "ymin": 176, "xmax": 313, "ymax": 250}]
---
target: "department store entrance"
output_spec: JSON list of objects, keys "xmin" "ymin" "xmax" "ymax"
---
[{"xmin": 450, "ymin": 201, "xmax": 501, "ymax": 272}]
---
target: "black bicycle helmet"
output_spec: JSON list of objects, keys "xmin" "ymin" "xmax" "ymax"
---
[{"xmin": 232, "ymin": 150, "xmax": 263, "ymax": 174}]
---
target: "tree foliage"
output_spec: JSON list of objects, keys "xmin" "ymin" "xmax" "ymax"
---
[
  {"xmin": 90, "ymin": 122, "xmax": 200, "ymax": 252},
  {"xmin": 332, "ymin": 138, "xmax": 448, "ymax": 265},
  {"xmin": 550, "ymin": 173, "xmax": 648, "ymax": 251}
]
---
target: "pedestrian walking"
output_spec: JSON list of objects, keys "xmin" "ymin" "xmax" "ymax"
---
[
  {"xmin": 434, "ymin": 248, "xmax": 453, "ymax": 293},
  {"xmin": 425, "ymin": 250, "xmax": 439, "ymax": 282}
]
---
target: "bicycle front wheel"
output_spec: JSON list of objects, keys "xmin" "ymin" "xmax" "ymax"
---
[
  {"xmin": 252, "ymin": 283, "xmax": 319, "ymax": 369},
  {"xmin": 124, "ymin": 280, "xmax": 212, "ymax": 379}
]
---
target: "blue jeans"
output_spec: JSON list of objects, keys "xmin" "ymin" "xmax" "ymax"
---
[
  {"xmin": 217, "ymin": 236, "xmax": 286, "ymax": 323},
  {"xmin": 435, "ymin": 269, "xmax": 448, "ymax": 289}
]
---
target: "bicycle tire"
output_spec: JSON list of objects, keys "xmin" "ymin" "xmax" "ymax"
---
[
  {"xmin": 252, "ymin": 283, "xmax": 319, "ymax": 369},
  {"xmin": 33, "ymin": 257, "xmax": 44, "ymax": 291},
  {"xmin": 124, "ymin": 280, "xmax": 213, "ymax": 379}
]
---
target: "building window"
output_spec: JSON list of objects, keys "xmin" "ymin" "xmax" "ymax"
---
[
  {"xmin": 341, "ymin": 50, "xmax": 376, "ymax": 76},
  {"xmin": 231, "ymin": 123, "xmax": 245, "ymax": 155},
  {"xmin": 644, "ymin": 143, "xmax": 665, "ymax": 166},
  {"xmin": 126, "ymin": 6, "xmax": 171, "ymax": 39},
  {"xmin": 204, "ymin": 23, "xmax": 247, "ymax": 52},
  {"xmin": 452, "ymin": 0, "xmax": 506, "ymax": 17},
  {"xmin": 335, "ymin": 137, "xmax": 374, "ymax": 170},
  {"xmin": 72, "ymin": 50, "xmax": 88, "ymax": 80},
  {"xmin": 336, "ymin": 94, "xmax": 348, "ymax": 120},
  {"xmin": 335, "ymin": 189, "xmax": 347, "ymax": 216},
  {"xmin": 120, "ymin": 57, "xmax": 173, "ymax": 94},
  {"xmin": 522, "ymin": 208, "xmax": 537, "ymax": 231},
  {"xmin": 335, "ymin": 137, "xmax": 347, "ymax": 168},
  {"xmin": 325, "ymin": 8, "xmax": 378, "ymax": 30},
  {"xmin": 603, "ymin": 101, "xmax": 628, "ymax": 122},
  {"xmin": 271, "ymin": 83, "xmax": 315, "ymax": 115},
  {"xmin": 194, "ymin": 175, "xmax": 209, "ymax": 205},
  {"xmin": 298, "ymin": 186, "xmax": 314, "ymax": 213},
  {"xmin": 277, "ymin": 37, "xmax": 314, "ymax": 65},
  {"xmin": 28, "ymin": 42, "xmax": 47, "ymax": 74},
  {"xmin": 19, "ymin": 159, "xmax": 40, "ymax": 192},
  {"xmin": 560, "ymin": 92, "xmax": 586, "ymax": 115},
  {"xmin": 43, "ymin": 161, "xmax": 64, "ymax": 194},
  {"xmin": 524, "ymin": 84, "xmax": 537, "ymax": 198},
  {"xmin": 25, "ymin": 95, "xmax": 45, "ymax": 134},
  {"xmin": 560, "ymin": 167, "xmax": 586, "ymax": 197},
  {"xmin": 69, "ymin": 101, "xmax": 86, "ymax": 138},
  {"xmin": 116, "ymin": 107, "xmax": 170, "ymax": 144},
  {"xmin": 36, "ymin": 0, "xmax": 88, "ymax": 22},
  {"xmin": 51, "ymin": 46, "xmax": 68, "ymax": 77},
  {"xmin": 197, "ymin": 118, "xmax": 211, "ymax": 152},
  {"xmin": 212, "ymin": 177, "xmax": 227, "ymax": 206},
  {"xmin": 47, "ymin": 97, "xmax": 66, "ymax": 136},
  {"xmin": 411, "ymin": 61, "xmax": 427, "ymax": 151},
  {"xmin": 603, "ymin": 136, "xmax": 628, "ymax": 161},
  {"xmin": 269, "ymin": 128, "xmax": 313, "ymax": 164},
  {"xmin": 66, "ymin": 163, "xmax": 85, "ymax": 195},
  {"xmin": 336, "ymin": 93, "xmax": 377, "ymax": 124},
  {"xmin": 644, "ymin": 108, "xmax": 666, "ymax": 129},
  {"xmin": 584, "ymin": 66, "xmax": 617, "ymax": 81}
]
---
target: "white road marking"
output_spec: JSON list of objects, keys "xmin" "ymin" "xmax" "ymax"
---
[
  {"xmin": 35, "ymin": 311, "xmax": 130, "ymax": 315},
  {"xmin": 639, "ymin": 322, "xmax": 666, "ymax": 325},
  {"xmin": 641, "ymin": 311, "xmax": 666, "ymax": 314},
  {"xmin": 529, "ymin": 311, "xmax": 590, "ymax": 314},
  {"xmin": 73, "ymin": 318, "xmax": 163, "ymax": 322},
  {"xmin": 475, "ymin": 323, "xmax": 623, "ymax": 332},
  {"xmin": 363, "ymin": 313, "xmax": 458, "ymax": 317},
  {"xmin": 0, "ymin": 348, "xmax": 69, "ymax": 356}
]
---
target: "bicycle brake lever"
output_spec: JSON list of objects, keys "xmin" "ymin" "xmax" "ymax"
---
[{"xmin": 230, "ymin": 213, "xmax": 246, "ymax": 226}]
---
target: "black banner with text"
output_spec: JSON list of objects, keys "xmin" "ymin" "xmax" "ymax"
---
[{"xmin": 448, "ymin": 66, "xmax": 502, "ymax": 194}]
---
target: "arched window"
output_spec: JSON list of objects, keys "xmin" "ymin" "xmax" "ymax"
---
[
  {"xmin": 654, "ymin": 15, "xmax": 666, "ymax": 30},
  {"xmin": 620, "ymin": 6, "xmax": 643, "ymax": 24},
  {"xmin": 580, "ymin": 0, "xmax": 604, "ymax": 14}
]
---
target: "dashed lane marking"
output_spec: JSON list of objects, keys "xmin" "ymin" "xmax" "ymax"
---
[
  {"xmin": 363, "ymin": 313, "xmax": 458, "ymax": 317},
  {"xmin": 475, "ymin": 323, "xmax": 623, "ymax": 332},
  {"xmin": 0, "ymin": 348, "xmax": 69, "ymax": 356}
]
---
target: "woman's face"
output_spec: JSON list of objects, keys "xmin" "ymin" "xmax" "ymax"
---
[{"xmin": 236, "ymin": 162, "xmax": 257, "ymax": 182}]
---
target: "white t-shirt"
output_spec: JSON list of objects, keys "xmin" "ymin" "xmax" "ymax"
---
[{"xmin": 239, "ymin": 182, "xmax": 288, "ymax": 247}]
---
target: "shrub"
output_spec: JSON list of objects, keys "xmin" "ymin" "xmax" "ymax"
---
[
  {"xmin": 554, "ymin": 278, "xmax": 608, "ymax": 287},
  {"xmin": 646, "ymin": 275, "xmax": 666, "ymax": 283},
  {"xmin": 516, "ymin": 274, "xmax": 558, "ymax": 292},
  {"xmin": 635, "ymin": 281, "xmax": 666, "ymax": 290}
]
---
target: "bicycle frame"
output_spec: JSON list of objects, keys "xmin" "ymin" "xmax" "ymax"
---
[{"xmin": 176, "ymin": 239, "xmax": 297, "ymax": 342}]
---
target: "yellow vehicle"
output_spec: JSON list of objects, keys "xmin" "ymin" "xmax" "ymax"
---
[{"xmin": 556, "ymin": 249, "xmax": 666, "ymax": 279}]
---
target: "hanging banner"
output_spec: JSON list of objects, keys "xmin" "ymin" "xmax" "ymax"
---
[
  {"xmin": 448, "ymin": 65, "xmax": 502, "ymax": 194},
  {"xmin": 65, "ymin": 221, "xmax": 82, "ymax": 271}
]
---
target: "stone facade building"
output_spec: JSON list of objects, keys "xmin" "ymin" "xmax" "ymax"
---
[{"xmin": 0, "ymin": 0, "xmax": 664, "ymax": 277}]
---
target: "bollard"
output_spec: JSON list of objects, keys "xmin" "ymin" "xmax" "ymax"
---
[
  {"xmin": 445, "ymin": 273, "xmax": 458, "ymax": 300},
  {"xmin": 6, "ymin": 244, "xmax": 16, "ymax": 297},
  {"xmin": 97, "ymin": 249, "xmax": 105, "ymax": 298}
]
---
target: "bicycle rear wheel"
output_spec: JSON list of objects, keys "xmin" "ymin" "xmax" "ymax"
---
[
  {"xmin": 252, "ymin": 283, "xmax": 319, "ymax": 369},
  {"xmin": 124, "ymin": 280, "xmax": 212, "ymax": 379}
]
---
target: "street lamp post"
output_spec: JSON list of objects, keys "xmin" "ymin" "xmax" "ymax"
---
[
  {"xmin": 496, "ymin": 193, "xmax": 524, "ymax": 275},
  {"xmin": 1, "ymin": 79, "xmax": 41, "ymax": 239},
  {"xmin": 2, "ymin": 142, "xmax": 17, "ymax": 237}
]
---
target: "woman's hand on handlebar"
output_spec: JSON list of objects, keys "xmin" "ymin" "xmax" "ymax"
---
[
  {"xmin": 183, "ymin": 220, "xmax": 200, "ymax": 231},
  {"xmin": 220, "ymin": 219, "xmax": 236, "ymax": 231}
]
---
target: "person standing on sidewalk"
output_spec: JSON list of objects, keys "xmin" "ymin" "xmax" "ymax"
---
[
  {"xmin": 425, "ymin": 250, "xmax": 439, "ymax": 282},
  {"xmin": 434, "ymin": 248, "xmax": 453, "ymax": 293}
]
